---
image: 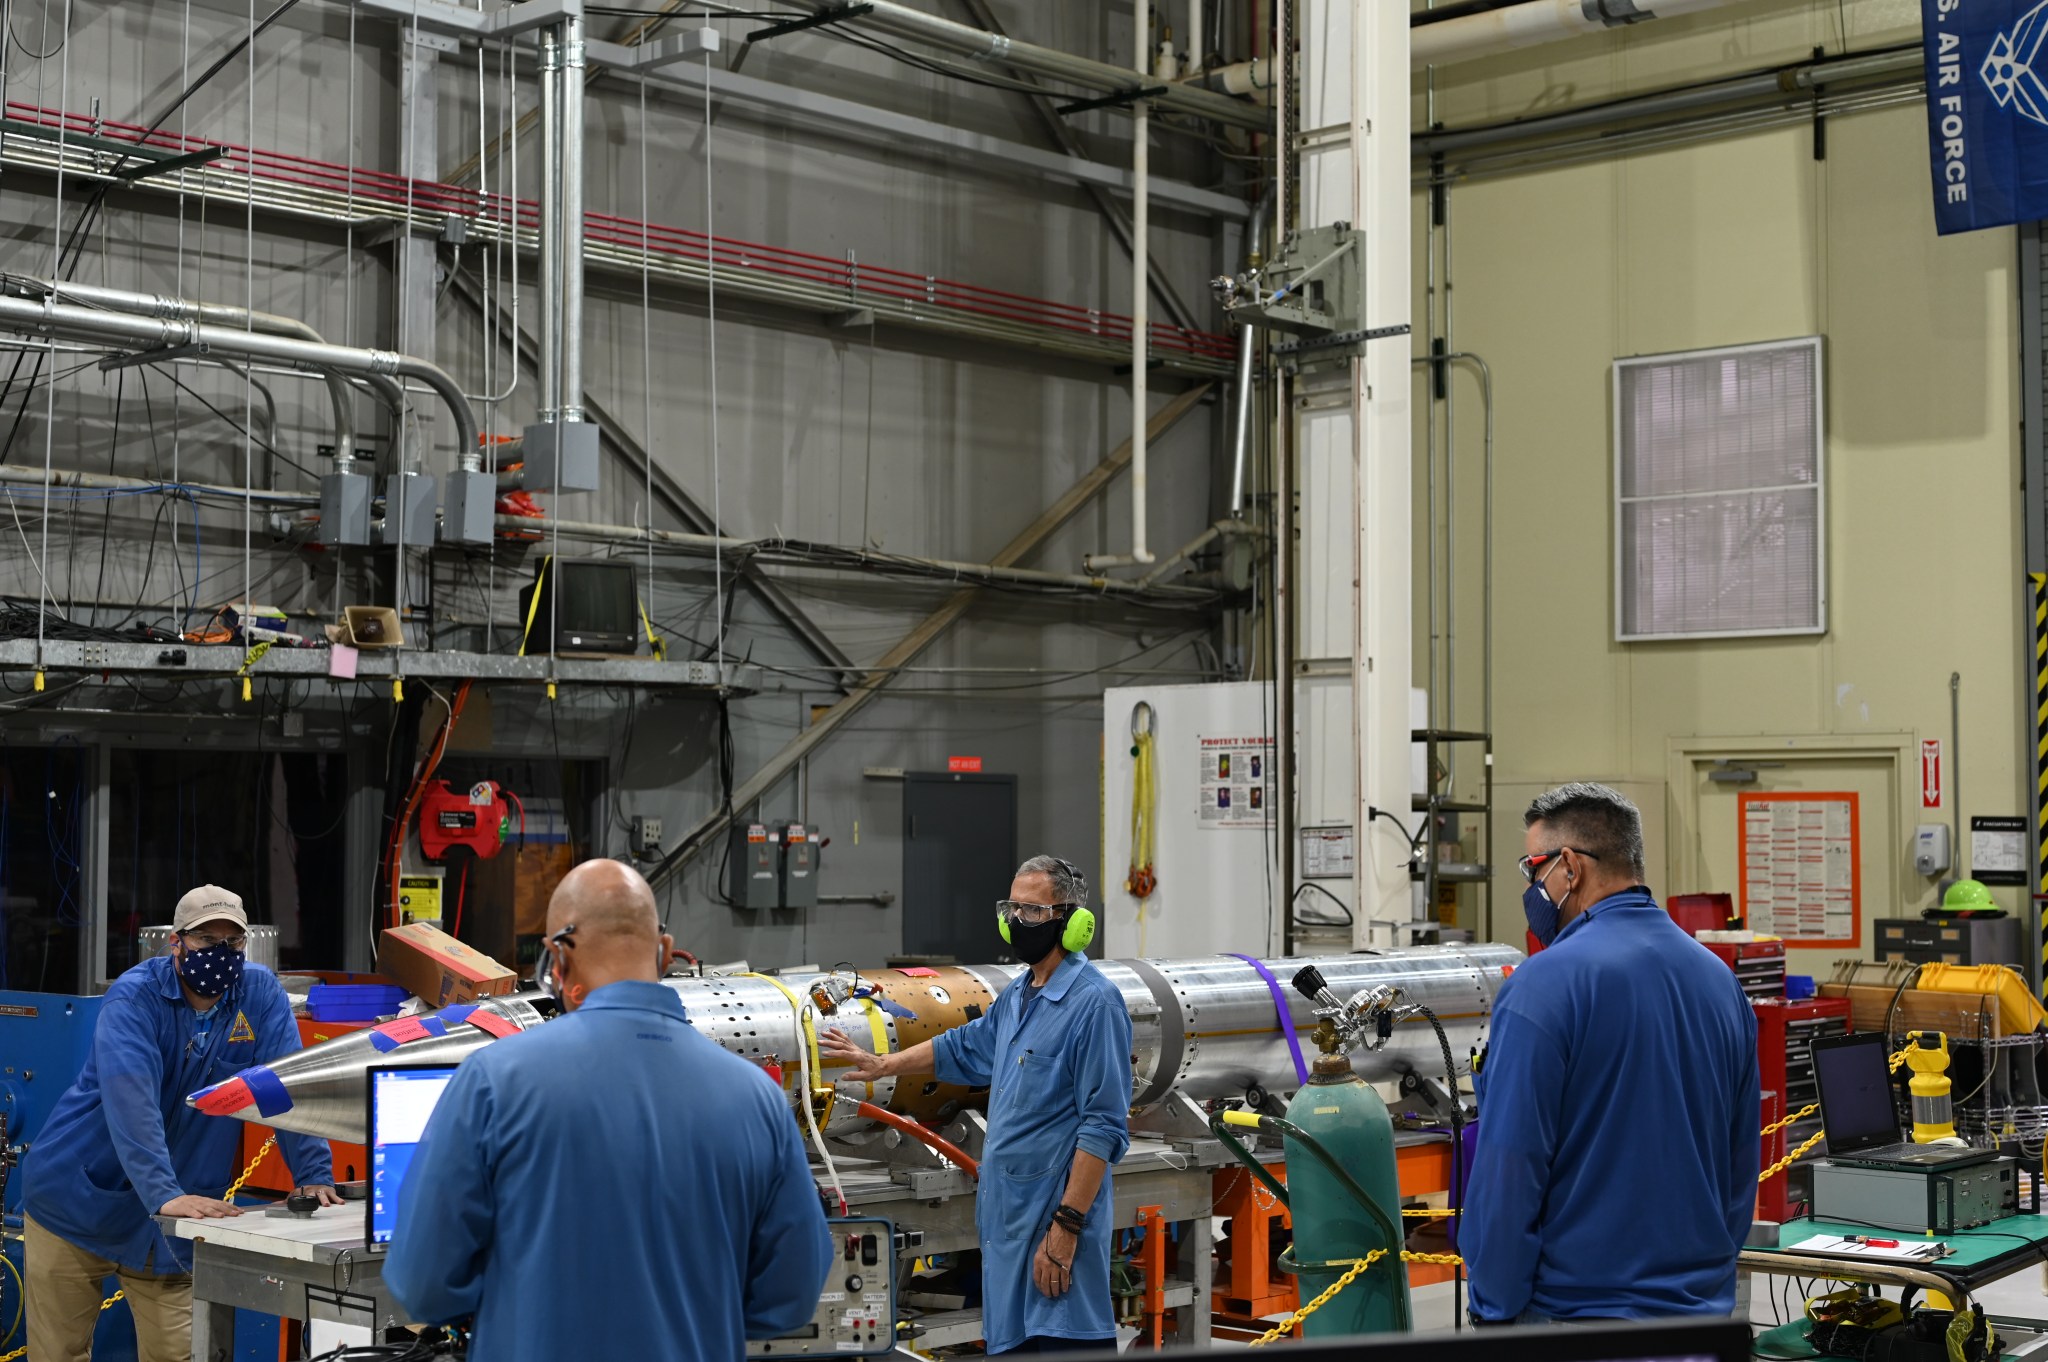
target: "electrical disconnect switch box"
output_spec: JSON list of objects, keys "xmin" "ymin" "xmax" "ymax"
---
[
  {"xmin": 630, "ymin": 816, "xmax": 664, "ymax": 861},
  {"xmin": 728, "ymin": 823, "xmax": 782, "ymax": 910},
  {"xmin": 780, "ymin": 823, "xmax": 819, "ymax": 910}
]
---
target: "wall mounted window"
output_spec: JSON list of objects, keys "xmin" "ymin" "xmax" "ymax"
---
[{"xmin": 1614, "ymin": 337, "xmax": 1826, "ymax": 641}]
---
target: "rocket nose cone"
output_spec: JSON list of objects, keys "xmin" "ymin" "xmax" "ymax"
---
[{"xmin": 189, "ymin": 1075, "xmax": 257, "ymax": 1117}]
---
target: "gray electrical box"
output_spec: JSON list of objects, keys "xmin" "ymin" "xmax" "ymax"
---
[
  {"xmin": 381, "ymin": 472, "xmax": 438, "ymax": 547},
  {"xmin": 780, "ymin": 822, "xmax": 818, "ymax": 910},
  {"xmin": 1810, "ymin": 1156, "xmax": 2019, "ymax": 1234},
  {"xmin": 522, "ymin": 420, "xmax": 601, "ymax": 494},
  {"xmin": 319, "ymin": 469, "xmax": 373, "ymax": 546},
  {"xmin": 441, "ymin": 468, "xmax": 496, "ymax": 546},
  {"xmin": 728, "ymin": 823, "xmax": 781, "ymax": 910},
  {"xmin": 1875, "ymin": 916, "xmax": 2022, "ymax": 967}
]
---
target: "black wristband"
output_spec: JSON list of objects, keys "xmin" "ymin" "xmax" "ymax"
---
[{"xmin": 1052, "ymin": 1205, "xmax": 1087, "ymax": 1234}]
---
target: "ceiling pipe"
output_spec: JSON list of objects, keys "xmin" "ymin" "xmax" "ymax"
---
[
  {"xmin": 6, "ymin": 275, "xmax": 360, "ymax": 470},
  {"xmin": 1411, "ymin": 0, "xmax": 1739, "ymax": 69},
  {"xmin": 0, "ymin": 295, "xmax": 480, "ymax": 473},
  {"xmin": 773, "ymin": 0, "xmax": 1273, "ymax": 131},
  {"xmin": 1414, "ymin": 44, "xmax": 1920, "ymax": 157}
]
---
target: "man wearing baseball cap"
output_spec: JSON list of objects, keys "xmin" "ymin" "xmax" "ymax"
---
[{"xmin": 20, "ymin": 885, "xmax": 339, "ymax": 1362}]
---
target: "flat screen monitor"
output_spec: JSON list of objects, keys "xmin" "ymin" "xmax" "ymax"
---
[{"xmin": 367, "ymin": 1062, "xmax": 460, "ymax": 1250}]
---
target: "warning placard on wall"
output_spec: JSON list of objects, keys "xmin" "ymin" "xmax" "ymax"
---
[
  {"xmin": 1738, "ymin": 792, "xmax": 1860, "ymax": 947},
  {"xmin": 1198, "ymin": 734, "xmax": 1273, "ymax": 829}
]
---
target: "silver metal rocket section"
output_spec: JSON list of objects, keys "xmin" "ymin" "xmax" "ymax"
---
[
  {"xmin": 190, "ymin": 947, "xmax": 1516, "ymax": 1146},
  {"xmin": 187, "ymin": 995, "xmax": 548, "ymax": 1144}
]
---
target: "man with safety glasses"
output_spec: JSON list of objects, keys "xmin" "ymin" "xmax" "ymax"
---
[
  {"xmin": 1463, "ymin": 783, "xmax": 1758, "ymax": 1327},
  {"xmin": 823, "ymin": 854, "xmax": 1132, "ymax": 1354},
  {"xmin": 21, "ymin": 885, "xmax": 338, "ymax": 1362}
]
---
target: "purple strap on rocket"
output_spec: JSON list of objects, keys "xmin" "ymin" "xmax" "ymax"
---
[
  {"xmin": 417, "ymin": 1015, "xmax": 449, "ymax": 1037},
  {"xmin": 437, "ymin": 1004, "xmax": 478, "ymax": 1027},
  {"xmin": 1227, "ymin": 952, "xmax": 1309, "ymax": 1088},
  {"xmin": 242, "ymin": 1066, "xmax": 293, "ymax": 1117},
  {"xmin": 367, "ymin": 1030, "xmax": 400, "ymax": 1052}
]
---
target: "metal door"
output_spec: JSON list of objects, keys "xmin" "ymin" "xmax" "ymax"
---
[{"xmin": 902, "ymin": 772, "xmax": 1018, "ymax": 962}]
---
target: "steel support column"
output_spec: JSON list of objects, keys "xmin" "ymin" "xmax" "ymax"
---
[{"xmin": 2023, "ymin": 220, "xmax": 2047, "ymax": 1000}]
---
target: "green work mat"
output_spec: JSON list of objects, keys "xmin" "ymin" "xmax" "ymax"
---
[{"xmin": 1768, "ymin": 1215, "xmax": 2048, "ymax": 1274}]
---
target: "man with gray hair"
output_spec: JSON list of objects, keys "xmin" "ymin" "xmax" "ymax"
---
[
  {"xmin": 1464, "ymin": 783, "xmax": 1758, "ymax": 1325},
  {"xmin": 823, "ymin": 855, "xmax": 1131, "ymax": 1353}
]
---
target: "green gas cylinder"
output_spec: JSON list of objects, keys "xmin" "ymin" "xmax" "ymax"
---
[{"xmin": 1282, "ymin": 1048, "xmax": 1411, "ymax": 1336}]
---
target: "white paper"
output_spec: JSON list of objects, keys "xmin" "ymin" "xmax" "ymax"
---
[
  {"xmin": 1743, "ymin": 796, "xmax": 1856, "ymax": 942},
  {"xmin": 1972, "ymin": 828, "xmax": 2025, "ymax": 875},
  {"xmin": 1300, "ymin": 826, "xmax": 1355, "ymax": 879},
  {"xmin": 1196, "ymin": 734, "xmax": 1274, "ymax": 830}
]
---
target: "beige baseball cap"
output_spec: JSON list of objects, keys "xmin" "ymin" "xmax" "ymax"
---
[{"xmin": 171, "ymin": 885, "xmax": 249, "ymax": 934}]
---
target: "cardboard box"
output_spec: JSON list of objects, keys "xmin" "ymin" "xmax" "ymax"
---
[{"xmin": 378, "ymin": 921, "xmax": 518, "ymax": 1007}]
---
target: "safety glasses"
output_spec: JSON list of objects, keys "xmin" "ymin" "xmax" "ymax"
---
[
  {"xmin": 996, "ymin": 900, "xmax": 1080, "ymax": 927},
  {"xmin": 1516, "ymin": 847, "xmax": 1599, "ymax": 884}
]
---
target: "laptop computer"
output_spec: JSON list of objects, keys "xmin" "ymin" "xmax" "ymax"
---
[
  {"xmin": 1808, "ymin": 1031, "xmax": 1995, "ymax": 1170},
  {"xmin": 366, "ymin": 1061, "xmax": 462, "ymax": 1251}
]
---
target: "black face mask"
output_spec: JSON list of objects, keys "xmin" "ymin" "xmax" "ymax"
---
[{"xmin": 1006, "ymin": 914, "xmax": 1067, "ymax": 967}]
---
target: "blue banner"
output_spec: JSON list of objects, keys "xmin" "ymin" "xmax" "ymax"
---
[{"xmin": 1924, "ymin": 0, "xmax": 2048, "ymax": 233}]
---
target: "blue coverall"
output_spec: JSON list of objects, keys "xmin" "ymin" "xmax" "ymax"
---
[
  {"xmin": 22, "ymin": 956, "xmax": 331, "ymax": 1274},
  {"xmin": 931, "ymin": 950, "xmax": 1133, "ymax": 1354},
  {"xmin": 1462, "ymin": 887, "xmax": 1761, "ymax": 1322},
  {"xmin": 383, "ymin": 980, "xmax": 834, "ymax": 1362}
]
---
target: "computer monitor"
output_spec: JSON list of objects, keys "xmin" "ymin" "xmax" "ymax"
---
[
  {"xmin": 367, "ymin": 1062, "xmax": 461, "ymax": 1250},
  {"xmin": 517, "ymin": 556, "xmax": 638, "ymax": 655},
  {"xmin": 1809, "ymin": 1031, "xmax": 1901, "ymax": 1155},
  {"xmin": 1058, "ymin": 1319, "xmax": 1750, "ymax": 1362}
]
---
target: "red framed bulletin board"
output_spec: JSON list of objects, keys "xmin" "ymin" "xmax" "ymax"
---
[{"xmin": 1737, "ymin": 791, "xmax": 1861, "ymax": 948}]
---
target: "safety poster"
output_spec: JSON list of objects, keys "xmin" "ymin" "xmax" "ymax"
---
[
  {"xmin": 1737, "ymin": 792, "xmax": 1860, "ymax": 947},
  {"xmin": 1197, "ymin": 734, "xmax": 1273, "ymax": 829}
]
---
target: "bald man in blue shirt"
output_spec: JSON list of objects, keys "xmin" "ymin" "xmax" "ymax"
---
[{"xmin": 383, "ymin": 860, "xmax": 833, "ymax": 1361}]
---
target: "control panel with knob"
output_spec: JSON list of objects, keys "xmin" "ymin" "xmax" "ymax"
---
[{"xmin": 748, "ymin": 1216, "xmax": 898, "ymax": 1356}]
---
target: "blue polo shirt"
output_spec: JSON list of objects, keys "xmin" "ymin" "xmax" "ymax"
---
[
  {"xmin": 22, "ymin": 956, "xmax": 330, "ymax": 1274},
  {"xmin": 932, "ymin": 950, "xmax": 1133, "ymax": 1353},
  {"xmin": 383, "ymin": 980, "xmax": 833, "ymax": 1362},
  {"xmin": 1463, "ymin": 888, "xmax": 1760, "ymax": 1321}
]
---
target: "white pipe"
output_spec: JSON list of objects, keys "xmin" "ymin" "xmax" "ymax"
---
[
  {"xmin": 537, "ymin": 26, "xmax": 561, "ymax": 422},
  {"xmin": 1411, "ymin": 0, "xmax": 1736, "ymax": 69},
  {"xmin": 559, "ymin": 16, "xmax": 587, "ymax": 425},
  {"xmin": 1089, "ymin": 2, "xmax": 1156, "ymax": 571},
  {"xmin": 1187, "ymin": 0, "xmax": 1203, "ymax": 73}
]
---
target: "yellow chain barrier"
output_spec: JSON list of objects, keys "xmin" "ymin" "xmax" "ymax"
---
[
  {"xmin": 1760, "ymin": 1103, "xmax": 1819, "ymax": 1137},
  {"xmin": 1247, "ymin": 1251, "xmax": 1385, "ymax": 1347},
  {"xmin": 0, "ymin": 1137, "xmax": 283, "ymax": 1362}
]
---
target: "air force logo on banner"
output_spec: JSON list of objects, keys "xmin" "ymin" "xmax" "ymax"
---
[
  {"xmin": 1925, "ymin": 0, "xmax": 2048, "ymax": 233},
  {"xmin": 1982, "ymin": 0, "xmax": 2048, "ymax": 125}
]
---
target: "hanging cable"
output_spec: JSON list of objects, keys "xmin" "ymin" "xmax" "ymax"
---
[{"xmin": 1125, "ymin": 700, "xmax": 1157, "ymax": 901}]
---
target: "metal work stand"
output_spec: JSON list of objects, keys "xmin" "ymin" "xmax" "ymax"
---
[
  {"xmin": 159, "ymin": 1209, "xmax": 408, "ymax": 1362},
  {"xmin": 1412, "ymin": 728, "xmax": 1494, "ymax": 942}
]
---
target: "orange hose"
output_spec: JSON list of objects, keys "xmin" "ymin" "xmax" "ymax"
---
[{"xmin": 854, "ymin": 1100, "xmax": 979, "ymax": 1179}]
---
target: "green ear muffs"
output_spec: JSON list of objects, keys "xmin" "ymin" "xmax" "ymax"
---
[{"xmin": 996, "ymin": 906, "xmax": 1098, "ymax": 953}]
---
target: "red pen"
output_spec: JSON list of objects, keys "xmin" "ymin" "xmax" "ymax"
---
[{"xmin": 1852, "ymin": 1236, "xmax": 1899, "ymax": 1247}]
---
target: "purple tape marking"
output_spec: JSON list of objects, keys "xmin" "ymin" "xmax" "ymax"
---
[
  {"xmin": 367, "ymin": 1030, "xmax": 401, "ymax": 1053},
  {"xmin": 1227, "ymin": 953, "xmax": 1308, "ymax": 1087},
  {"xmin": 417, "ymin": 1015, "xmax": 449, "ymax": 1037},
  {"xmin": 242, "ymin": 1066, "xmax": 293, "ymax": 1118},
  {"xmin": 438, "ymin": 1004, "xmax": 477, "ymax": 1027}
]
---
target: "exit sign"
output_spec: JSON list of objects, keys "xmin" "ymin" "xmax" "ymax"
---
[{"xmin": 947, "ymin": 756, "xmax": 983, "ymax": 773}]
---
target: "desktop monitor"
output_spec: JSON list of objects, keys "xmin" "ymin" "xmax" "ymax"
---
[
  {"xmin": 367, "ymin": 1062, "xmax": 461, "ymax": 1250},
  {"xmin": 517, "ymin": 556, "xmax": 638, "ymax": 655},
  {"xmin": 1809, "ymin": 1030, "xmax": 1901, "ymax": 1155}
]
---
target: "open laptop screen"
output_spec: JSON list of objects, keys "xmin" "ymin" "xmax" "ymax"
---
[
  {"xmin": 368, "ymin": 1063, "xmax": 460, "ymax": 1248},
  {"xmin": 1810, "ymin": 1031, "xmax": 1899, "ymax": 1155}
]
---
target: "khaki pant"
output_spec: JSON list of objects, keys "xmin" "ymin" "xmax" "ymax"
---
[{"xmin": 24, "ymin": 1215, "xmax": 192, "ymax": 1362}]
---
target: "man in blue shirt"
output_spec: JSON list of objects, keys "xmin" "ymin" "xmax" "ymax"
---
[
  {"xmin": 384, "ymin": 859, "xmax": 833, "ymax": 1362},
  {"xmin": 1464, "ymin": 783, "xmax": 1759, "ymax": 1324},
  {"xmin": 22, "ymin": 885, "xmax": 338, "ymax": 1362},
  {"xmin": 823, "ymin": 854, "xmax": 1133, "ymax": 1354}
]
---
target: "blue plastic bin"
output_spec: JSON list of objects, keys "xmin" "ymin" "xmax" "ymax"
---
[{"xmin": 307, "ymin": 982, "xmax": 411, "ymax": 1021}]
